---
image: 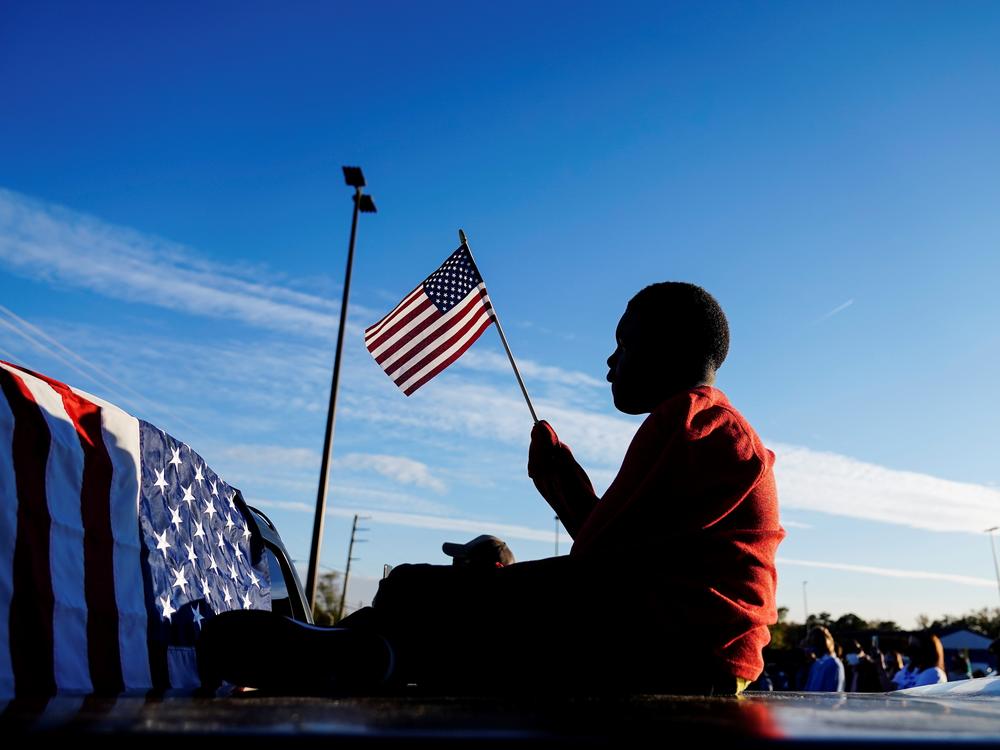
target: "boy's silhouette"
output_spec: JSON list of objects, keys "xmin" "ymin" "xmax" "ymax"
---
[{"xmin": 201, "ymin": 282, "xmax": 785, "ymax": 695}]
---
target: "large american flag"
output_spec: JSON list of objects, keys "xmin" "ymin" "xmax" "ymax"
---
[
  {"xmin": 365, "ymin": 245, "xmax": 495, "ymax": 395},
  {"xmin": 0, "ymin": 360, "xmax": 270, "ymax": 698}
]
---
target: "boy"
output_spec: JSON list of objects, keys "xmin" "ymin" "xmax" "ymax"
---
[{"xmin": 201, "ymin": 282, "xmax": 784, "ymax": 695}]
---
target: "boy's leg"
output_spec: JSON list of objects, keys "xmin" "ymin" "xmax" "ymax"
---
[{"xmin": 360, "ymin": 557, "xmax": 594, "ymax": 691}]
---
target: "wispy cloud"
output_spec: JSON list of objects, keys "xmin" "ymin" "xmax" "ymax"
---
[
  {"xmin": 781, "ymin": 520, "xmax": 814, "ymax": 530},
  {"xmin": 0, "ymin": 188, "xmax": 374, "ymax": 336},
  {"xmin": 2, "ymin": 192, "xmax": 996, "ymax": 544},
  {"xmin": 455, "ymin": 349, "xmax": 605, "ymax": 389},
  {"xmin": 10, "ymin": 310, "xmax": 1000, "ymax": 540},
  {"xmin": 777, "ymin": 557, "xmax": 996, "ymax": 588},
  {"xmin": 338, "ymin": 453, "xmax": 447, "ymax": 493},
  {"xmin": 252, "ymin": 499, "xmax": 1000, "ymax": 586},
  {"xmin": 771, "ymin": 441, "xmax": 1000, "ymax": 535},
  {"xmin": 817, "ymin": 298, "xmax": 855, "ymax": 323},
  {"xmin": 216, "ymin": 444, "xmax": 321, "ymax": 469},
  {"xmin": 253, "ymin": 500, "xmax": 560, "ymax": 543}
]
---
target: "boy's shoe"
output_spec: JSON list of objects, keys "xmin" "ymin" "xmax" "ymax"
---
[{"xmin": 197, "ymin": 609, "xmax": 395, "ymax": 693}]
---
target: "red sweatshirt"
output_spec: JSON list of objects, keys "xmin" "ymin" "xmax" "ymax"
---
[{"xmin": 533, "ymin": 386, "xmax": 785, "ymax": 681}]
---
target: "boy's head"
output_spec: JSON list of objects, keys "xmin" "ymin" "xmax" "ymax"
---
[{"xmin": 606, "ymin": 282, "xmax": 729, "ymax": 414}]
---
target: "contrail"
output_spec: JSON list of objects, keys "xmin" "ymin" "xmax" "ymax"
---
[
  {"xmin": 778, "ymin": 556, "xmax": 995, "ymax": 588},
  {"xmin": 817, "ymin": 298, "xmax": 855, "ymax": 322},
  {"xmin": 0, "ymin": 305, "xmax": 197, "ymax": 433}
]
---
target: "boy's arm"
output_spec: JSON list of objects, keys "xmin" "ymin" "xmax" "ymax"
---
[{"xmin": 527, "ymin": 421, "xmax": 598, "ymax": 538}]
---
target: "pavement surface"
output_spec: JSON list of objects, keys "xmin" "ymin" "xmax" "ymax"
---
[{"xmin": 4, "ymin": 680, "xmax": 1000, "ymax": 747}]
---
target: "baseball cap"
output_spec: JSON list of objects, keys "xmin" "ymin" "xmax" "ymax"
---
[{"xmin": 441, "ymin": 535, "xmax": 515, "ymax": 567}]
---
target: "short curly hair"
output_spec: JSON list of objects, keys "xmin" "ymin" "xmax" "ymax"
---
[{"xmin": 627, "ymin": 282, "xmax": 730, "ymax": 375}]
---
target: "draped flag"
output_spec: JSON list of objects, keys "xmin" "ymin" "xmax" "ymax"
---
[
  {"xmin": 364, "ymin": 245, "xmax": 495, "ymax": 395},
  {"xmin": 0, "ymin": 360, "xmax": 270, "ymax": 698}
]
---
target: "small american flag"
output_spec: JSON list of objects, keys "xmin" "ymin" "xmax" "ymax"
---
[
  {"xmin": 365, "ymin": 245, "xmax": 495, "ymax": 395},
  {"xmin": 0, "ymin": 360, "xmax": 270, "ymax": 697}
]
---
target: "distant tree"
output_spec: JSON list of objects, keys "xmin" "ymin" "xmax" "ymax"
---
[
  {"xmin": 962, "ymin": 607, "xmax": 1000, "ymax": 637},
  {"xmin": 929, "ymin": 607, "xmax": 1000, "ymax": 638},
  {"xmin": 311, "ymin": 570, "xmax": 343, "ymax": 626},
  {"xmin": 831, "ymin": 613, "xmax": 869, "ymax": 634},
  {"xmin": 915, "ymin": 613, "xmax": 931, "ymax": 630},
  {"xmin": 806, "ymin": 612, "xmax": 833, "ymax": 630},
  {"xmin": 866, "ymin": 619, "xmax": 901, "ymax": 633}
]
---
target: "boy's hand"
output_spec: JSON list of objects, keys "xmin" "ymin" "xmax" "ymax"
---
[{"xmin": 528, "ymin": 420, "xmax": 560, "ymax": 478}]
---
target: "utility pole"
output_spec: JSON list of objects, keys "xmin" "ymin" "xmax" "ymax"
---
[
  {"xmin": 554, "ymin": 515, "xmax": 560, "ymax": 556},
  {"xmin": 305, "ymin": 166, "xmax": 377, "ymax": 612},
  {"xmin": 338, "ymin": 514, "xmax": 370, "ymax": 621},
  {"xmin": 986, "ymin": 527, "xmax": 1000, "ymax": 607}
]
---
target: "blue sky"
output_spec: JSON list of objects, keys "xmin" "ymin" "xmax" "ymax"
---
[{"xmin": 2, "ymin": 1, "xmax": 1000, "ymax": 626}]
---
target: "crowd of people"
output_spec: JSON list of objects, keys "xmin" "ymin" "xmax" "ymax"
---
[{"xmin": 752, "ymin": 627, "xmax": 984, "ymax": 692}]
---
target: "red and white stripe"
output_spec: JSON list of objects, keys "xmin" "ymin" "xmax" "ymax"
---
[
  {"xmin": 364, "ymin": 283, "xmax": 495, "ymax": 396},
  {"xmin": 0, "ymin": 360, "xmax": 151, "ymax": 698}
]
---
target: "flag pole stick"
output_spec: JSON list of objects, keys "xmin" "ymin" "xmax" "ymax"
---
[{"xmin": 459, "ymin": 228, "xmax": 539, "ymax": 424}]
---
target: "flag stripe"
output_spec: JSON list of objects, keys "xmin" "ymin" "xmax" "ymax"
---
[
  {"xmin": 48, "ymin": 383, "xmax": 124, "ymax": 694},
  {"xmin": 0, "ymin": 366, "xmax": 57, "ymax": 695},
  {"xmin": 14, "ymin": 370, "xmax": 93, "ymax": 693},
  {"xmin": 92, "ymin": 399, "xmax": 151, "ymax": 691},
  {"xmin": 364, "ymin": 285, "xmax": 423, "ymax": 340},
  {"xmin": 392, "ymin": 297, "xmax": 493, "ymax": 387},
  {"xmin": 402, "ymin": 315, "xmax": 495, "ymax": 396},
  {"xmin": 372, "ymin": 301, "xmax": 443, "ymax": 368},
  {"xmin": 32, "ymin": 375, "xmax": 151, "ymax": 691},
  {"xmin": 367, "ymin": 298, "xmax": 436, "ymax": 358},
  {"xmin": 364, "ymin": 292, "xmax": 429, "ymax": 350},
  {"xmin": 0, "ymin": 384, "xmax": 18, "ymax": 699},
  {"xmin": 397, "ymin": 294, "xmax": 494, "ymax": 393},
  {"xmin": 380, "ymin": 284, "xmax": 489, "ymax": 375}
]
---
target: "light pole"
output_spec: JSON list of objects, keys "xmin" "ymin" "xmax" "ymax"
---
[
  {"xmin": 555, "ymin": 515, "xmax": 560, "ymax": 556},
  {"xmin": 305, "ymin": 166, "xmax": 377, "ymax": 612},
  {"xmin": 802, "ymin": 580, "xmax": 809, "ymax": 625},
  {"xmin": 986, "ymin": 527, "xmax": 1000, "ymax": 607}
]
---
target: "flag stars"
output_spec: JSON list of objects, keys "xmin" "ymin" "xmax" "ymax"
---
[
  {"xmin": 168, "ymin": 446, "xmax": 182, "ymax": 469},
  {"xmin": 228, "ymin": 563, "xmax": 239, "ymax": 581},
  {"xmin": 171, "ymin": 566, "xmax": 189, "ymax": 593},
  {"xmin": 169, "ymin": 505, "xmax": 183, "ymax": 530},
  {"xmin": 249, "ymin": 569, "xmax": 260, "ymax": 589},
  {"xmin": 241, "ymin": 521, "xmax": 251, "ymax": 541},
  {"xmin": 234, "ymin": 544, "xmax": 243, "ymax": 562},
  {"xmin": 208, "ymin": 553, "xmax": 219, "ymax": 572},
  {"xmin": 203, "ymin": 498, "xmax": 217, "ymax": 520},
  {"xmin": 225, "ymin": 513, "xmax": 234, "ymax": 531},
  {"xmin": 217, "ymin": 531, "xmax": 226, "ymax": 551},
  {"xmin": 194, "ymin": 465, "xmax": 204, "ymax": 485},
  {"xmin": 200, "ymin": 576, "xmax": 212, "ymax": 599},
  {"xmin": 223, "ymin": 586, "xmax": 233, "ymax": 607},
  {"xmin": 154, "ymin": 528, "xmax": 171, "ymax": 559},
  {"xmin": 153, "ymin": 468, "xmax": 169, "ymax": 494},
  {"xmin": 242, "ymin": 590, "xmax": 252, "ymax": 610},
  {"xmin": 159, "ymin": 594, "xmax": 176, "ymax": 622},
  {"xmin": 192, "ymin": 603, "xmax": 204, "ymax": 630},
  {"xmin": 185, "ymin": 542, "xmax": 198, "ymax": 565},
  {"xmin": 193, "ymin": 520, "xmax": 205, "ymax": 539},
  {"xmin": 180, "ymin": 484, "xmax": 195, "ymax": 507}
]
